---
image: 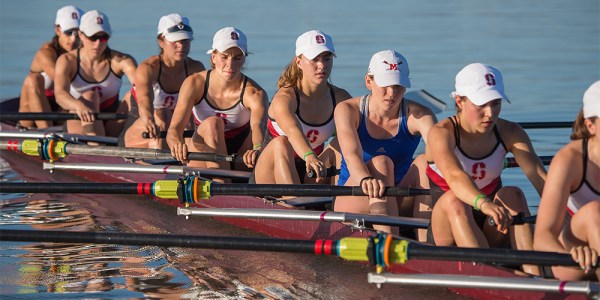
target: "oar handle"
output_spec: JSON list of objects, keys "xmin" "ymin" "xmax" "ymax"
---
[
  {"xmin": 307, "ymin": 166, "xmax": 340, "ymax": 178},
  {"xmin": 141, "ymin": 130, "xmax": 194, "ymax": 139},
  {"xmin": 488, "ymin": 212, "xmax": 536, "ymax": 226},
  {"xmin": 518, "ymin": 121, "xmax": 573, "ymax": 129},
  {"xmin": 0, "ymin": 112, "xmax": 127, "ymax": 121},
  {"xmin": 505, "ymin": 155, "xmax": 553, "ymax": 168}
]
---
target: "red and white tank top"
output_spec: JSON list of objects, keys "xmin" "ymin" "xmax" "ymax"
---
[
  {"xmin": 567, "ymin": 139, "xmax": 600, "ymax": 216},
  {"xmin": 131, "ymin": 57, "xmax": 189, "ymax": 110},
  {"xmin": 192, "ymin": 70, "xmax": 250, "ymax": 138},
  {"xmin": 267, "ymin": 86, "xmax": 336, "ymax": 155},
  {"xmin": 69, "ymin": 49, "xmax": 122, "ymax": 111},
  {"xmin": 427, "ymin": 116, "xmax": 508, "ymax": 195}
]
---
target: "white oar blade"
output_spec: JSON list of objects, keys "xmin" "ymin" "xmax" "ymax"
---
[{"xmin": 405, "ymin": 89, "xmax": 447, "ymax": 114}]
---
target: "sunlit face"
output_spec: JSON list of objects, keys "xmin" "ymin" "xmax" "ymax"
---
[
  {"xmin": 365, "ymin": 75, "xmax": 406, "ymax": 108},
  {"xmin": 159, "ymin": 37, "xmax": 190, "ymax": 61},
  {"xmin": 211, "ymin": 47, "xmax": 245, "ymax": 79},
  {"xmin": 457, "ymin": 96, "xmax": 502, "ymax": 132},
  {"xmin": 56, "ymin": 26, "xmax": 79, "ymax": 51},
  {"xmin": 79, "ymin": 31, "xmax": 110, "ymax": 54},
  {"xmin": 296, "ymin": 51, "xmax": 333, "ymax": 84}
]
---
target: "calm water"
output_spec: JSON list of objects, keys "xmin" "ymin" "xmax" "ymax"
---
[{"xmin": 0, "ymin": 1, "xmax": 598, "ymax": 298}]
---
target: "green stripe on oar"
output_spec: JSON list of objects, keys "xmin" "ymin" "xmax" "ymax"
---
[
  {"xmin": 0, "ymin": 181, "xmax": 430, "ymax": 200},
  {"xmin": 0, "ymin": 112, "xmax": 128, "ymax": 121},
  {"xmin": 0, "ymin": 229, "xmax": 588, "ymax": 267},
  {"xmin": 0, "ymin": 139, "xmax": 241, "ymax": 162}
]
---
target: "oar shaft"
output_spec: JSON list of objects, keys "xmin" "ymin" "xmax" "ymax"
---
[
  {"xmin": 209, "ymin": 184, "xmax": 429, "ymax": 197},
  {"xmin": 0, "ymin": 229, "xmax": 328, "ymax": 254},
  {"xmin": 0, "ymin": 182, "xmax": 141, "ymax": 194},
  {"xmin": 0, "ymin": 112, "xmax": 127, "ymax": 121},
  {"xmin": 368, "ymin": 273, "xmax": 598, "ymax": 295},
  {"xmin": 0, "ymin": 131, "xmax": 117, "ymax": 145},
  {"xmin": 142, "ymin": 130, "xmax": 194, "ymax": 139},
  {"xmin": 518, "ymin": 121, "xmax": 573, "ymax": 129},
  {"xmin": 505, "ymin": 155, "xmax": 553, "ymax": 168}
]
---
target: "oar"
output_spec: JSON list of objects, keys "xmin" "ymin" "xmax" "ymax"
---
[
  {"xmin": 142, "ymin": 130, "xmax": 194, "ymax": 139},
  {"xmin": 518, "ymin": 121, "xmax": 573, "ymax": 129},
  {"xmin": 308, "ymin": 155, "xmax": 554, "ymax": 178},
  {"xmin": 0, "ymin": 139, "xmax": 241, "ymax": 162},
  {"xmin": 43, "ymin": 162, "xmax": 251, "ymax": 181},
  {"xmin": 0, "ymin": 112, "xmax": 127, "ymax": 121},
  {"xmin": 368, "ymin": 273, "xmax": 598, "ymax": 296},
  {"xmin": 0, "ymin": 229, "xmax": 591, "ymax": 267},
  {"xmin": 0, "ymin": 131, "xmax": 118, "ymax": 145},
  {"xmin": 0, "ymin": 181, "xmax": 430, "ymax": 201},
  {"xmin": 177, "ymin": 207, "xmax": 430, "ymax": 229}
]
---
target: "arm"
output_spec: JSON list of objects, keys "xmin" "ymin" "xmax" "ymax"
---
[
  {"xmin": 533, "ymin": 146, "xmax": 576, "ymax": 253},
  {"xmin": 241, "ymin": 81, "xmax": 268, "ymax": 167},
  {"xmin": 35, "ymin": 45, "xmax": 59, "ymax": 79},
  {"xmin": 502, "ymin": 121, "xmax": 547, "ymax": 195},
  {"xmin": 407, "ymin": 101, "xmax": 437, "ymax": 144},
  {"xmin": 133, "ymin": 59, "xmax": 159, "ymax": 137},
  {"xmin": 53, "ymin": 52, "xmax": 95, "ymax": 122},
  {"xmin": 166, "ymin": 73, "xmax": 203, "ymax": 162}
]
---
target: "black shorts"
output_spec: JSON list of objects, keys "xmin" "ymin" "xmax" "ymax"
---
[{"xmin": 225, "ymin": 125, "xmax": 250, "ymax": 154}]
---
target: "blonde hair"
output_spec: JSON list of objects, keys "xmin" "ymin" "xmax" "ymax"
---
[
  {"xmin": 277, "ymin": 57, "xmax": 302, "ymax": 89},
  {"xmin": 570, "ymin": 109, "xmax": 597, "ymax": 140}
]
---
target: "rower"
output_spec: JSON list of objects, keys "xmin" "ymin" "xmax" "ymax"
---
[
  {"xmin": 166, "ymin": 27, "xmax": 268, "ymax": 172},
  {"xmin": 18, "ymin": 5, "xmax": 83, "ymax": 130},
  {"xmin": 534, "ymin": 80, "xmax": 600, "ymax": 281},
  {"xmin": 333, "ymin": 50, "xmax": 437, "ymax": 237},
  {"xmin": 120, "ymin": 13, "xmax": 205, "ymax": 149},
  {"xmin": 253, "ymin": 30, "xmax": 352, "ymax": 185},
  {"xmin": 426, "ymin": 63, "xmax": 545, "ymax": 276},
  {"xmin": 54, "ymin": 10, "xmax": 137, "ymax": 138}
]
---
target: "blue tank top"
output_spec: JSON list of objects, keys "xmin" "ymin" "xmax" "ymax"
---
[{"xmin": 338, "ymin": 95, "xmax": 421, "ymax": 186}]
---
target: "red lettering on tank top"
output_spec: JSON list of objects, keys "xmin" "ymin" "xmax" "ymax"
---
[
  {"xmin": 164, "ymin": 96, "xmax": 175, "ymax": 109},
  {"xmin": 306, "ymin": 129, "xmax": 319, "ymax": 143},
  {"xmin": 215, "ymin": 113, "xmax": 228, "ymax": 125},
  {"xmin": 471, "ymin": 162, "xmax": 486, "ymax": 180}
]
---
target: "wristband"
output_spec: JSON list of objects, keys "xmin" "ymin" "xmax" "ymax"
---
[
  {"xmin": 303, "ymin": 151, "xmax": 315, "ymax": 161},
  {"xmin": 359, "ymin": 176, "xmax": 374, "ymax": 186},
  {"xmin": 253, "ymin": 143, "xmax": 262, "ymax": 150},
  {"xmin": 473, "ymin": 194, "xmax": 487, "ymax": 211}
]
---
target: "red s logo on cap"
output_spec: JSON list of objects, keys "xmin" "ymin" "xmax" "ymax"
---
[
  {"xmin": 96, "ymin": 17, "xmax": 103, "ymax": 24},
  {"xmin": 485, "ymin": 74, "xmax": 496, "ymax": 86},
  {"xmin": 71, "ymin": 12, "xmax": 78, "ymax": 20},
  {"xmin": 315, "ymin": 35, "xmax": 325, "ymax": 44},
  {"xmin": 231, "ymin": 32, "xmax": 239, "ymax": 40}
]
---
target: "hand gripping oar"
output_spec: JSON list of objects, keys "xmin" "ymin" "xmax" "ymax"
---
[
  {"xmin": 0, "ymin": 178, "xmax": 430, "ymax": 203},
  {"xmin": 0, "ymin": 139, "xmax": 240, "ymax": 163},
  {"xmin": 0, "ymin": 112, "xmax": 128, "ymax": 121},
  {"xmin": 0, "ymin": 229, "xmax": 592, "ymax": 267},
  {"xmin": 308, "ymin": 155, "xmax": 554, "ymax": 179}
]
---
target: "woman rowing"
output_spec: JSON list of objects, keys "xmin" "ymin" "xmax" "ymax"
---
[
  {"xmin": 166, "ymin": 27, "xmax": 268, "ymax": 170},
  {"xmin": 333, "ymin": 50, "xmax": 436, "ymax": 236},
  {"xmin": 121, "ymin": 13, "xmax": 205, "ymax": 149},
  {"xmin": 534, "ymin": 80, "xmax": 599, "ymax": 281},
  {"xmin": 18, "ymin": 5, "xmax": 83, "ymax": 129},
  {"xmin": 253, "ymin": 30, "xmax": 352, "ymax": 184},
  {"xmin": 426, "ymin": 63, "xmax": 545, "ymax": 275},
  {"xmin": 54, "ymin": 10, "xmax": 137, "ymax": 138}
]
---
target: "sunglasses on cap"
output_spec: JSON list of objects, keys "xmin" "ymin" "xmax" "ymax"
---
[
  {"xmin": 166, "ymin": 23, "xmax": 193, "ymax": 34},
  {"xmin": 85, "ymin": 34, "xmax": 110, "ymax": 43},
  {"xmin": 63, "ymin": 29, "xmax": 79, "ymax": 37}
]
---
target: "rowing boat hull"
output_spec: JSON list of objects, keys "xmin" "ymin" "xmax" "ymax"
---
[{"xmin": 0, "ymin": 100, "xmax": 587, "ymax": 300}]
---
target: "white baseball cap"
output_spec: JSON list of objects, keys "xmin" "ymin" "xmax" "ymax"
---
[
  {"xmin": 80, "ymin": 10, "xmax": 111, "ymax": 37},
  {"xmin": 295, "ymin": 30, "xmax": 334, "ymax": 60},
  {"xmin": 157, "ymin": 13, "xmax": 193, "ymax": 42},
  {"xmin": 583, "ymin": 80, "xmax": 600, "ymax": 118},
  {"xmin": 453, "ymin": 63, "xmax": 510, "ymax": 106},
  {"xmin": 367, "ymin": 50, "xmax": 411, "ymax": 88},
  {"xmin": 55, "ymin": 5, "xmax": 83, "ymax": 32},
  {"xmin": 206, "ymin": 27, "xmax": 247, "ymax": 56}
]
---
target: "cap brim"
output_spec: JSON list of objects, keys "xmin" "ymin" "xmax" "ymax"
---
[
  {"xmin": 59, "ymin": 21, "xmax": 79, "ymax": 32},
  {"xmin": 373, "ymin": 73, "xmax": 411, "ymax": 88},
  {"xmin": 82, "ymin": 26, "xmax": 111, "ymax": 37},
  {"xmin": 164, "ymin": 32, "xmax": 193, "ymax": 42},
  {"xmin": 466, "ymin": 89, "xmax": 510, "ymax": 106},
  {"xmin": 301, "ymin": 46, "xmax": 334, "ymax": 60},
  {"xmin": 207, "ymin": 45, "xmax": 246, "ymax": 56}
]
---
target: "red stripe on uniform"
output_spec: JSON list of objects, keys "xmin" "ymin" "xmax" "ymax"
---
[{"xmin": 314, "ymin": 239, "xmax": 324, "ymax": 255}]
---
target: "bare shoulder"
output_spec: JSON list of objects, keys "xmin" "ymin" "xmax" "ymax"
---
[
  {"xmin": 242, "ymin": 76, "xmax": 267, "ymax": 101},
  {"xmin": 496, "ymin": 118, "xmax": 529, "ymax": 143},
  {"xmin": 110, "ymin": 49, "xmax": 136, "ymax": 64},
  {"xmin": 140, "ymin": 55, "xmax": 160, "ymax": 70},
  {"xmin": 336, "ymin": 96, "xmax": 361, "ymax": 111},
  {"xmin": 553, "ymin": 140, "xmax": 583, "ymax": 166},
  {"xmin": 330, "ymin": 85, "xmax": 352, "ymax": 103},
  {"xmin": 185, "ymin": 57, "xmax": 205, "ymax": 73}
]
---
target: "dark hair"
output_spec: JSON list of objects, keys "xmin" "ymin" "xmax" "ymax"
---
[
  {"xmin": 50, "ymin": 35, "xmax": 69, "ymax": 57},
  {"xmin": 570, "ymin": 109, "xmax": 597, "ymax": 140}
]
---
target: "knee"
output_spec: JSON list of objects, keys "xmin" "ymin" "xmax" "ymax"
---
[
  {"xmin": 23, "ymin": 73, "xmax": 43, "ymax": 90},
  {"xmin": 496, "ymin": 186, "xmax": 529, "ymax": 212},
  {"xmin": 198, "ymin": 116, "xmax": 225, "ymax": 135},
  {"xmin": 370, "ymin": 155, "xmax": 394, "ymax": 172},
  {"xmin": 437, "ymin": 195, "xmax": 469, "ymax": 217},
  {"xmin": 269, "ymin": 136, "xmax": 294, "ymax": 156},
  {"xmin": 577, "ymin": 201, "xmax": 600, "ymax": 226}
]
